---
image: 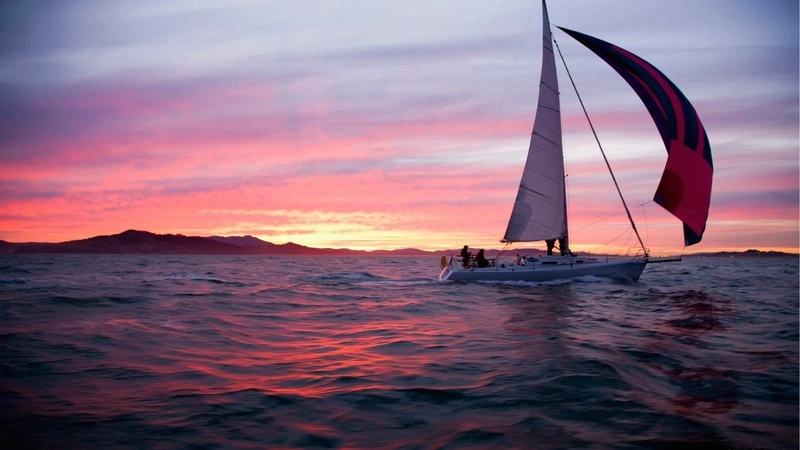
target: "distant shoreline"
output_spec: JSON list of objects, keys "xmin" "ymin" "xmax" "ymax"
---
[{"xmin": 0, "ymin": 230, "xmax": 797, "ymax": 258}]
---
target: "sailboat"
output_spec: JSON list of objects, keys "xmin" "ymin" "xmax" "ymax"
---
[{"xmin": 439, "ymin": 0, "xmax": 713, "ymax": 283}]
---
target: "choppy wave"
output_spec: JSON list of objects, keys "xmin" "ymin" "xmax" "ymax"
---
[
  {"xmin": 0, "ymin": 277, "xmax": 30, "ymax": 285},
  {"xmin": 0, "ymin": 254, "xmax": 797, "ymax": 449}
]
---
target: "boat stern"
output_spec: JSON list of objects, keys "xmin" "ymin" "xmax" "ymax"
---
[{"xmin": 438, "ymin": 266, "xmax": 454, "ymax": 281}]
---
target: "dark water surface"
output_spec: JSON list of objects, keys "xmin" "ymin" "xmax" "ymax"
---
[{"xmin": 1, "ymin": 255, "xmax": 797, "ymax": 449}]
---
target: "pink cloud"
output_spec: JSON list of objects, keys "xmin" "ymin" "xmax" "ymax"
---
[{"xmin": 1, "ymin": 10, "xmax": 797, "ymax": 255}]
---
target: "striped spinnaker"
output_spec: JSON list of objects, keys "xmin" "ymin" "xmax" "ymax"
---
[{"xmin": 559, "ymin": 27, "xmax": 713, "ymax": 246}]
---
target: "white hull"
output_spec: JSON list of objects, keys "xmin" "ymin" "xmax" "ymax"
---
[{"xmin": 438, "ymin": 256, "xmax": 647, "ymax": 283}]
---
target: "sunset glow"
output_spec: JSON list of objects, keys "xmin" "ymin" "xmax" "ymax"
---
[{"xmin": 1, "ymin": 1, "xmax": 797, "ymax": 254}]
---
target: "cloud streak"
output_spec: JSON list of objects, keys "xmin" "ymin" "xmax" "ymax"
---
[{"xmin": 0, "ymin": 0, "xmax": 797, "ymax": 253}]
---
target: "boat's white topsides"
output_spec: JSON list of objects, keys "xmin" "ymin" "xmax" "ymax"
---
[{"xmin": 439, "ymin": 255, "xmax": 647, "ymax": 283}]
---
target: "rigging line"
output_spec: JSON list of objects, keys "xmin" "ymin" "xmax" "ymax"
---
[
  {"xmin": 641, "ymin": 202, "xmax": 648, "ymax": 248},
  {"xmin": 495, "ymin": 242, "xmax": 512, "ymax": 263},
  {"xmin": 564, "ymin": 154, "xmax": 572, "ymax": 248},
  {"xmin": 588, "ymin": 227, "xmax": 632, "ymax": 254},
  {"xmin": 571, "ymin": 200, "xmax": 654, "ymax": 234},
  {"xmin": 453, "ymin": 2, "xmax": 537, "ymax": 250},
  {"xmin": 552, "ymin": 36, "xmax": 648, "ymax": 257},
  {"xmin": 615, "ymin": 229, "xmax": 633, "ymax": 256}
]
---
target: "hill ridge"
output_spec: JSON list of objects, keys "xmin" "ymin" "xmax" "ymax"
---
[{"xmin": 0, "ymin": 230, "xmax": 796, "ymax": 257}]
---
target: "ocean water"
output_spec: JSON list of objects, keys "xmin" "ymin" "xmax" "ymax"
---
[{"xmin": 0, "ymin": 254, "xmax": 797, "ymax": 449}]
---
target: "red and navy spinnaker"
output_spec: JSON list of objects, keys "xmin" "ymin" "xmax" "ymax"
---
[{"xmin": 558, "ymin": 27, "xmax": 713, "ymax": 246}]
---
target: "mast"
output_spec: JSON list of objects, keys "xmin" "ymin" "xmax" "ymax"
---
[
  {"xmin": 561, "ymin": 148, "xmax": 569, "ymax": 255},
  {"xmin": 556, "ymin": 0, "xmax": 569, "ymax": 254}
]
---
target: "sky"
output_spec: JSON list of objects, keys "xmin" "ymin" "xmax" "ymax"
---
[{"xmin": 1, "ymin": 0, "xmax": 798, "ymax": 254}]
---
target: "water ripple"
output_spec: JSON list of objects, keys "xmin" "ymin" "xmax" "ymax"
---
[{"xmin": 0, "ymin": 254, "xmax": 796, "ymax": 448}]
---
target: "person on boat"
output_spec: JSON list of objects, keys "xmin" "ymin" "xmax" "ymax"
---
[
  {"xmin": 476, "ymin": 249, "xmax": 490, "ymax": 268},
  {"xmin": 460, "ymin": 245, "xmax": 471, "ymax": 268},
  {"xmin": 546, "ymin": 239, "xmax": 556, "ymax": 256},
  {"xmin": 546, "ymin": 238, "xmax": 571, "ymax": 256},
  {"xmin": 558, "ymin": 238, "xmax": 567, "ymax": 256},
  {"xmin": 513, "ymin": 254, "xmax": 521, "ymax": 265}
]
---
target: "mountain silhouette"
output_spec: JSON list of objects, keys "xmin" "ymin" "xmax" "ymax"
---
[
  {"xmin": 5, "ymin": 230, "xmax": 432, "ymax": 256},
  {"xmin": 1, "ymin": 230, "xmax": 794, "ymax": 257}
]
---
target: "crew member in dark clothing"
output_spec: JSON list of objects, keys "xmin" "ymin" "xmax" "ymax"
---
[
  {"xmin": 460, "ymin": 245, "xmax": 471, "ymax": 268},
  {"xmin": 546, "ymin": 239, "xmax": 556, "ymax": 256},
  {"xmin": 558, "ymin": 238, "xmax": 567, "ymax": 256},
  {"xmin": 476, "ymin": 249, "xmax": 490, "ymax": 268},
  {"xmin": 546, "ymin": 238, "xmax": 570, "ymax": 256}
]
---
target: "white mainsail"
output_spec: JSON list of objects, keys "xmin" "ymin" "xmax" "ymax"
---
[{"xmin": 502, "ymin": 0, "xmax": 567, "ymax": 244}]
